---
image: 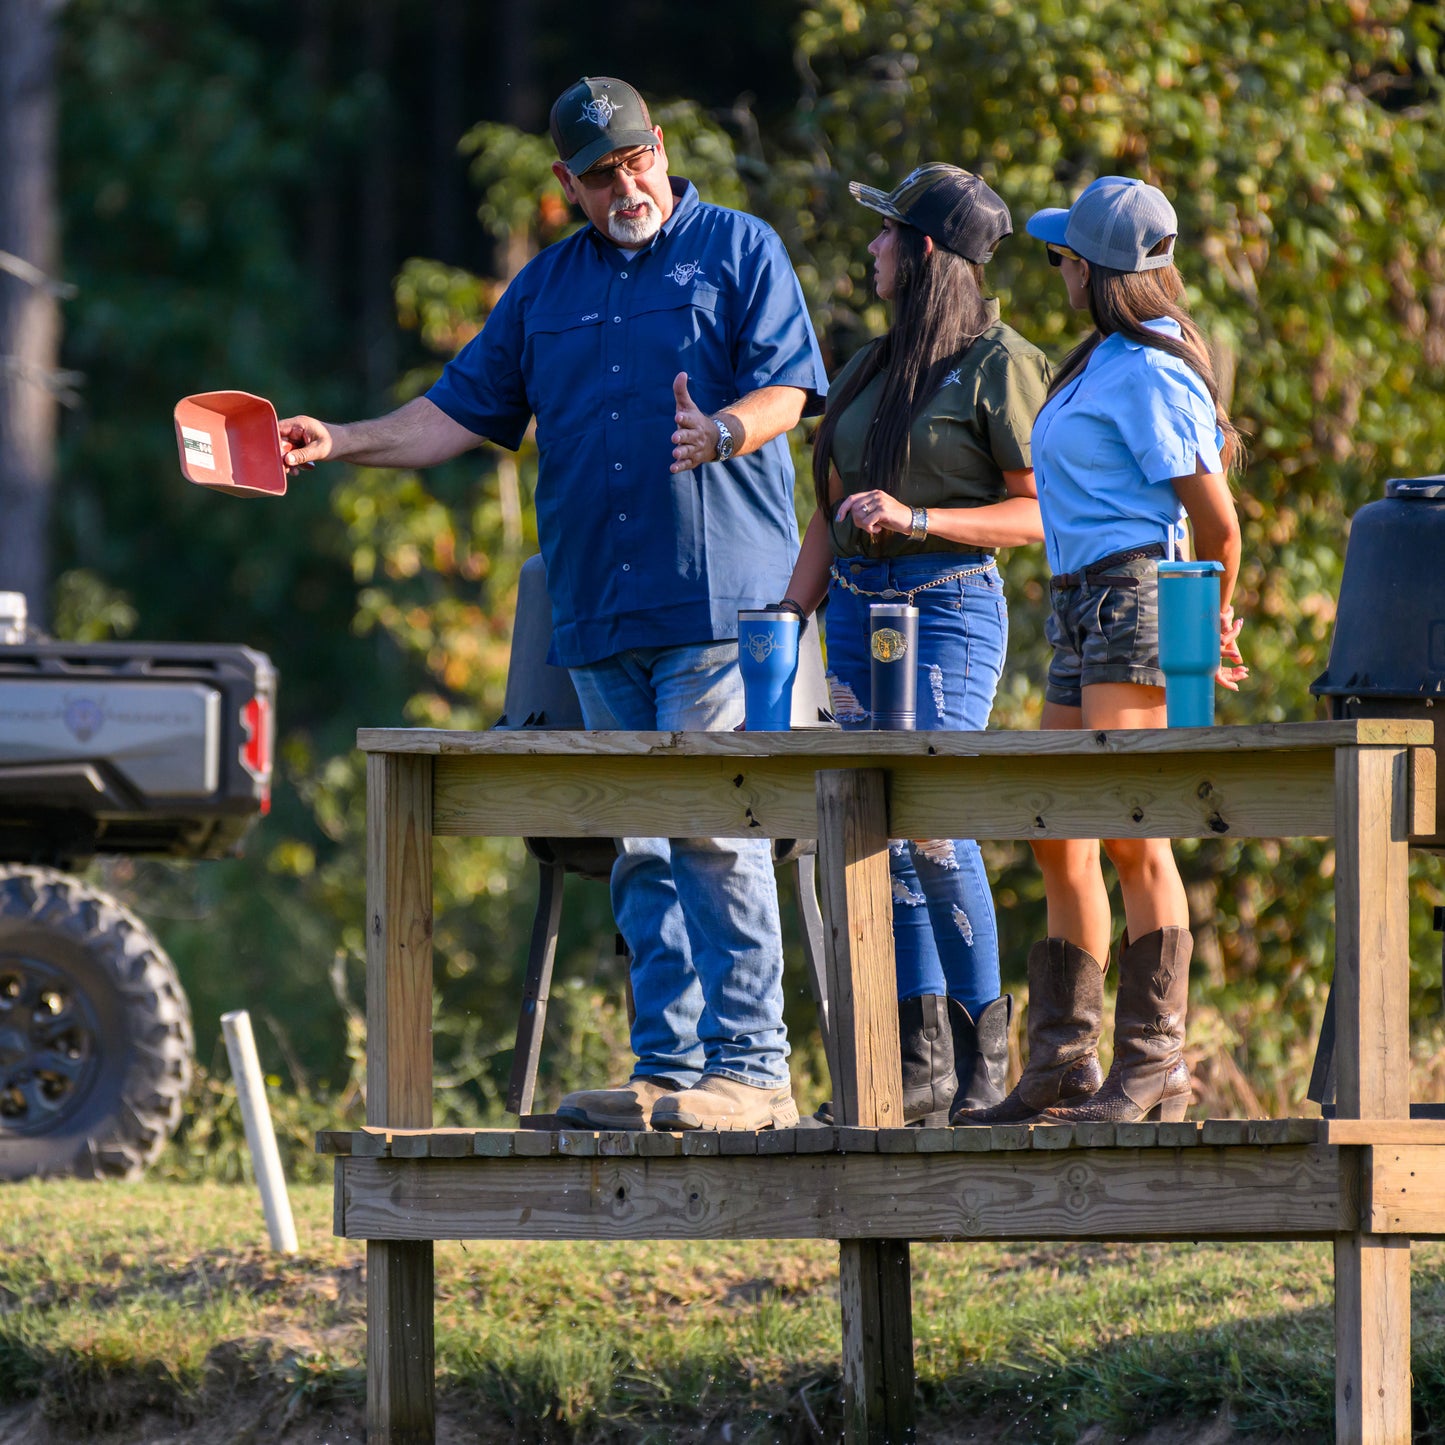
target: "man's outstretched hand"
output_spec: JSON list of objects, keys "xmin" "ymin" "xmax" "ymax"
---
[
  {"xmin": 670, "ymin": 373, "xmax": 720, "ymax": 474},
  {"xmin": 277, "ymin": 415, "xmax": 334, "ymax": 470}
]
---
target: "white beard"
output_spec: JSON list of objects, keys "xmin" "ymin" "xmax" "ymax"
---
[{"xmin": 607, "ymin": 193, "xmax": 662, "ymax": 246}]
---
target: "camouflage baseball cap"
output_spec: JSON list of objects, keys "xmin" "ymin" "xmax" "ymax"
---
[
  {"xmin": 549, "ymin": 77, "xmax": 657, "ymax": 176},
  {"xmin": 849, "ymin": 164, "xmax": 1013, "ymax": 263}
]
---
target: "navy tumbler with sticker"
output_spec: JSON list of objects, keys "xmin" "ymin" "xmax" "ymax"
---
[{"xmin": 869, "ymin": 602, "xmax": 919, "ymax": 730}]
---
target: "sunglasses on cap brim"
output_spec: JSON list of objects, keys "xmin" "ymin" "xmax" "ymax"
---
[{"xmin": 1046, "ymin": 244, "xmax": 1083, "ymax": 266}]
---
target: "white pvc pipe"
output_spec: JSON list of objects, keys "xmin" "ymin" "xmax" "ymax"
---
[{"xmin": 220, "ymin": 1009, "xmax": 299, "ymax": 1254}]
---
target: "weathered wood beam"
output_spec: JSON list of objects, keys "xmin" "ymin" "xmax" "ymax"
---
[{"xmin": 334, "ymin": 1148, "xmax": 1355, "ymax": 1243}]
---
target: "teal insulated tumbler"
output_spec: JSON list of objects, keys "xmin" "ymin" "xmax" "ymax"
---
[
  {"xmin": 1157, "ymin": 560, "xmax": 1223, "ymax": 726},
  {"xmin": 738, "ymin": 609, "xmax": 801, "ymax": 730}
]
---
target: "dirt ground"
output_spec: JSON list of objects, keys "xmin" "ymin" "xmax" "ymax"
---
[{"xmin": 0, "ymin": 1397, "xmax": 1292, "ymax": 1445}]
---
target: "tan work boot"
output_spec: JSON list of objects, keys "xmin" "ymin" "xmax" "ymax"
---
[
  {"xmin": 555, "ymin": 1076, "xmax": 682, "ymax": 1131},
  {"xmin": 649, "ymin": 1075, "xmax": 800, "ymax": 1132}
]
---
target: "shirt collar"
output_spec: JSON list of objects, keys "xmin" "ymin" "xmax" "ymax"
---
[{"xmin": 1115, "ymin": 315, "xmax": 1183, "ymax": 349}]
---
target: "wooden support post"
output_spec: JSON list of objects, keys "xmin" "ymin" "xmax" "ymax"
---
[
  {"xmin": 1332, "ymin": 745, "xmax": 1412, "ymax": 1445},
  {"xmin": 817, "ymin": 769, "xmax": 914, "ymax": 1445},
  {"xmin": 366, "ymin": 753, "xmax": 436, "ymax": 1445}
]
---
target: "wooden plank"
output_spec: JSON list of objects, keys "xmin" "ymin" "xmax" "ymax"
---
[
  {"xmin": 1157, "ymin": 1122, "xmax": 1202, "ymax": 1148},
  {"xmin": 598, "ymin": 1132, "xmax": 639, "ymax": 1157},
  {"xmin": 719, "ymin": 1131, "xmax": 759, "ymax": 1156},
  {"xmin": 1247, "ymin": 1119, "xmax": 1323, "ymax": 1147},
  {"xmin": 316, "ymin": 1129, "xmax": 354, "ymax": 1156},
  {"xmin": 1072, "ymin": 1122, "xmax": 1117, "ymax": 1148},
  {"xmin": 637, "ymin": 1131, "xmax": 682, "ymax": 1157},
  {"xmin": 835, "ymin": 1127, "xmax": 880, "ymax": 1153},
  {"xmin": 1326, "ymin": 1119, "xmax": 1445, "ymax": 1147},
  {"xmin": 876, "ymin": 1129, "xmax": 920, "ymax": 1154},
  {"xmin": 840, "ymin": 1239, "xmax": 915, "ymax": 1445},
  {"xmin": 336, "ymin": 1147, "xmax": 1354, "ymax": 1243},
  {"xmin": 1333, "ymin": 747, "xmax": 1411, "ymax": 1121},
  {"xmin": 1115, "ymin": 1123, "xmax": 1160, "ymax": 1149},
  {"xmin": 352, "ymin": 1130, "xmax": 390, "ymax": 1158},
  {"xmin": 430, "ymin": 747, "xmax": 1339, "ymax": 843},
  {"xmin": 913, "ymin": 1127, "xmax": 955, "ymax": 1153},
  {"xmin": 365, "ymin": 752, "xmax": 434, "ymax": 1132},
  {"xmin": 474, "ymin": 1132, "xmax": 515, "ymax": 1158},
  {"xmin": 757, "ymin": 1129, "xmax": 798, "ymax": 1155},
  {"xmin": 367, "ymin": 1239, "xmax": 434, "ymax": 1445},
  {"xmin": 1366, "ymin": 1145, "xmax": 1445, "ymax": 1233},
  {"xmin": 682, "ymin": 1132, "xmax": 720, "ymax": 1156},
  {"xmin": 513, "ymin": 1131, "xmax": 556, "ymax": 1157},
  {"xmin": 1334, "ymin": 1234, "xmax": 1411, "ymax": 1444},
  {"xmin": 1410, "ymin": 743, "xmax": 1437, "ymax": 842},
  {"xmin": 990, "ymin": 1125, "xmax": 1033, "ymax": 1150},
  {"xmin": 816, "ymin": 770, "xmax": 902, "ymax": 1130},
  {"xmin": 390, "ymin": 1134, "xmax": 430, "ymax": 1159},
  {"xmin": 1201, "ymin": 1120, "xmax": 1249, "ymax": 1146},
  {"xmin": 1032, "ymin": 1125, "xmax": 1074, "ymax": 1149},
  {"xmin": 794, "ymin": 1126, "xmax": 836, "ymax": 1153},
  {"xmin": 361, "ymin": 719, "xmax": 1429, "ymax": 756},
  {"xmin": 952, "ymin": 1127, "xmax": 995, "ymax": 1152},
  {"xmin": 557, "ymin": 1131, "xmax": 599, "ymax": 1157}
]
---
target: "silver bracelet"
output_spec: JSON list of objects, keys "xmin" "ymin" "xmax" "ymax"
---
[{"xmin": 909, "ymin": 506, "xmax": 929, "ymax": 540}]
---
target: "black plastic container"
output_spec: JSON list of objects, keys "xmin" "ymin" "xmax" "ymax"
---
[{"xmin": 1311, "ymin": 476, "xmax": 1445, "ymax": 849}]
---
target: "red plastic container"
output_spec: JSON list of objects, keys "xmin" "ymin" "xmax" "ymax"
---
[{"xmin": 173, "ymin": 391, "xmax": 288, "ymax": 496}]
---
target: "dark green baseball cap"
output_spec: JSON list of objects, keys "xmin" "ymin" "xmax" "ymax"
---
[
  {"xmin": 549, "ymin": 77, "xmax": 657, "ymax": 176},
  {"xmin": 849, "ymin": 163, "xmax": 1013, "ymax": 263}
]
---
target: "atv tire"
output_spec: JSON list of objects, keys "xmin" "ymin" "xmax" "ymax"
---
[{"xmin": 0, "ymin": 865, "xmax": 193, "ymax": 1180}]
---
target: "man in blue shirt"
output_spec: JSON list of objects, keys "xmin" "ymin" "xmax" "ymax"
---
[{"xmin": 278, "ymin": 76, "xmax": 827, "ymax": 1133}]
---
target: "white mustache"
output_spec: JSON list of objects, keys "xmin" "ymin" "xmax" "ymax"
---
[{"xmin": 609, "ymin": 194, "xmax": 659, "ymax": 221}]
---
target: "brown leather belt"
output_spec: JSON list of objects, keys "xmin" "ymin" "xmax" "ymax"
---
[{"xmin": 1049, "ymin": 543, "xmax": 1166, "ymax": 592}]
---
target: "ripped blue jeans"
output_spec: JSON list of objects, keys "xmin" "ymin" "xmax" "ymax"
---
[{"xmin": 824, "ymin": 553, "xmax": 1007, "ymax": 1015}]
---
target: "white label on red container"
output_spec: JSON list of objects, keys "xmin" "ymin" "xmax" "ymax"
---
[{"xmin": 181, "ymin": 426, "xmax": 216, "ymax": 470}]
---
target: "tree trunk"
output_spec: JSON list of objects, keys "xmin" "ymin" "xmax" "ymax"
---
[{"xmin": 0, "ymin": 0, "xmax": 64, "ymax": 623}]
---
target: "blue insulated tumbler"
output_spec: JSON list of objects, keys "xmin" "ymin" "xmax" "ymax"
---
[
  {"xmin": 1157, "ymin": 560, "xmax": 1224, "ymax": 726},
  {"xmin": 870, "ymin": 602, "xmax": 919, "ymax": 730},
  {"xmin": 738, "ymin": 609, "xmax": 801, "ymax": 730}
]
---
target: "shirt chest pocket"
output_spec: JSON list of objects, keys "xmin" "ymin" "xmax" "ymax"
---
[
  {"xmin": 630, "ymin": 285, "xmax": 731, "ymax": 407},
  {"xmin": 522, "ymin": 307, "xmax": 607, "ymax": 433}
]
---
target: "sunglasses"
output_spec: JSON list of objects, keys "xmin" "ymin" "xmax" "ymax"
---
[
  {"xmin": 1046, "ymin": 244, "xmax": 1083, "ymax": 266},
  {"xmin": 573, "ymin": 146, "xmax": 658, "ymax": 191}
]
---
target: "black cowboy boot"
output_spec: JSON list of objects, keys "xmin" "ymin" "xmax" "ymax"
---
[
  {"xmin": 947, "ymin": 995, "xmax": 1011, "ymax": 1116},
  {"xmin": 899, "ymin": 994, "xmax": 958, "ymax": 1126}
]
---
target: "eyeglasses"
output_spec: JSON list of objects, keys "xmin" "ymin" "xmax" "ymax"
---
[
  {"xmin": 1046, "ymin": 244, "xmax": 1083, "ymax": 267},
  {"xmin": 573, "ymin": 147, "xmax": 658, "ymax": 191}
]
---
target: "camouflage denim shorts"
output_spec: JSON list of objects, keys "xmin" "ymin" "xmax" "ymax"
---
[{"xmin": 1044, "ymin": 547, "xmax": 1165, "ymax": 706}]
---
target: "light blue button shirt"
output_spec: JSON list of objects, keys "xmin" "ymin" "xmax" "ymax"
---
[{"xmin": 1031, "ymin": 317, "xmax": 1224, "ymax": 577}]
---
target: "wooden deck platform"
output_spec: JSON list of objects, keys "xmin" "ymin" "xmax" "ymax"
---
[{"xmin": 342, "ymin": 720, "xmax": 1437, "ymax": 1445}]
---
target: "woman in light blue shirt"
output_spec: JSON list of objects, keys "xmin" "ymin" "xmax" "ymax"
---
[{"xmin": 955, "ymin": 177, "xmax": 1245, "ymax": 1127}]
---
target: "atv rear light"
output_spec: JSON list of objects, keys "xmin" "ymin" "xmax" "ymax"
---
[{"xmin": 239, "ymin": 694, "xmax": 273, "ymax": 815}]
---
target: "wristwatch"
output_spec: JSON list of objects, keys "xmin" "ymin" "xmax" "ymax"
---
[{"xmin": 713, "ymin": 416, "xmax": 736, "ymax": 462}]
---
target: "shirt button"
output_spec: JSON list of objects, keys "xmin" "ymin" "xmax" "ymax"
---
[
  {"xmin": 620, "ymin": 271, "xmax": 628, "ymax": 279},
  {"xmin": 613, "ymin": 316, "xmax": 621, "ymax": 323},
  {"xmin": 611, "ymin": 412, "xmax": 619, "ymax": 420},
  {"xmin": 614, "ymin": 462, "xmax": 623, "ymax": 471},
  {"xmin": 622, "ymin": 563, "xmax": 631, "ymax": 572},
  {"xmin": 618, "ymin": 512, "xmax": 627, "ymax": 521},
  {"xmin": 611, "ymin": 364, "xmax": 620, "ymax": 373}
]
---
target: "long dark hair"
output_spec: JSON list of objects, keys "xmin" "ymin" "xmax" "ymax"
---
[
  {"xmin": 1049, "ymin": 245, "xmax": 1243, "ymax": 471},
  {"xmin": 813, "ymin": 224, "xmax": 991, "ymax": 509}
]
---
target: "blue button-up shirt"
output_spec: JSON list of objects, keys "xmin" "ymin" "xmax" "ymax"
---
[
  {"xmin": 427, "ymin": 179, "xmax": 827, "ymax": 667},
  {"xmin": 1031, "ymin": 318, "xmax": 1224, "ymax": 577}
]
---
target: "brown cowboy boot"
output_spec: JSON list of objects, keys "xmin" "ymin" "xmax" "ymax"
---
[
  {"xmin": 950, "ymin": 938, "xmax": 1105, "ymax": 1124},
  {"xmin": 1041, "ymin": 926, "xmax": 1194, "ymax": 1124}
]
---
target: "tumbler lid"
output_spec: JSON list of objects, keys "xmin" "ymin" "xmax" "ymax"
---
[
  {"xmin": 738, "ymin": 607, "xmax": 800, "ymax": 623},
  {"xmin": 1157, "ymin": 560, "xmax": 1223, "ymax": 576}
]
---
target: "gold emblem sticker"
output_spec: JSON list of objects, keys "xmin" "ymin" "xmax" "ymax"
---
[{"xmin": 871, "ymin": 627, "xmax": 908, "ymax": 662}]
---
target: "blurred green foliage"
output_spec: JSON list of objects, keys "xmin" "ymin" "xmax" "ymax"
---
[{"xmin": 51, "ymin": 0, "xmax": 1445, "ymax": 1128}]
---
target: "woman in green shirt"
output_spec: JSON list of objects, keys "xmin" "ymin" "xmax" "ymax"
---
[{"xmin": 782, "ymin": 164, "xmax": 1050, "ymax": 1124}]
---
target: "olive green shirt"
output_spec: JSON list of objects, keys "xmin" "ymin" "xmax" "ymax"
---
[{"xmin": 825, "ymin": 301, "xmax": 1052, "ymax": 557}]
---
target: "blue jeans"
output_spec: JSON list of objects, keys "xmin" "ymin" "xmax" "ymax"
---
[
  {"xmin": 569, "ymin": 641, "xmax": 789, "ymax": 1088},
  {"xmin": 825, "ymin": 553, "xmax": 1007, "ymax": 1015}
]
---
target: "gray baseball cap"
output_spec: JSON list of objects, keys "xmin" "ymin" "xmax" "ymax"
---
[
  {"xmin": 1026, "ymin": 176, "xmax": 1178, "ymax": 272},
  {"xmin": 549, "ymin": 77, "xmax": 657, "ymax": 176},
  {"xmin": 849, "ymin": 163, "xmax": 1012, "ymax": 263}
]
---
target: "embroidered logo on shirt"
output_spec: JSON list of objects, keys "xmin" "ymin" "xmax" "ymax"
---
[
  {"xmin": 943, "ymin": 368, "xmax": 963, "ymax": 387},
  {"xmin": 666, "ymin": 261, "xmax": 704, "ymax": 286},
  {"xmin": 580, "ymin": 312, "xmax": 599, "ymax": 322},
  {"xmin": 871, "ymin": 628, "xmax": 909, "ymax": 663},
  {"xmin": 580, "ymin": 97, "xmax": 616, "ymax": 127}
]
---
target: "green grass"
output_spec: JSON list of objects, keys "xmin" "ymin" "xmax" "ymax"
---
[{"xmin": 3, "ymin": 1180, "xmax": 1445, "ymax": 1441}]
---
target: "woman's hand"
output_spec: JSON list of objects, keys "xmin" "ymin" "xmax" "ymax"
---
[
  {"xmin": 1217, "ymin": 606, "xmax": 1248, "ymax": 690},
  {"xmin": 836, "ymin": 489, "xmax": 911, "ymax": 536}
]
